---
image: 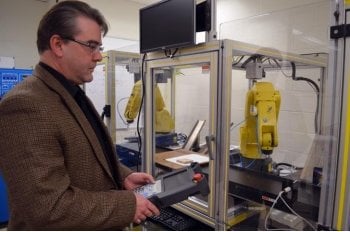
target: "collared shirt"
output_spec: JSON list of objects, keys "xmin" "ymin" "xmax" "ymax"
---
[{"xmin": 39, "ymin": 62, "xmax": 121, "ymax": 188}]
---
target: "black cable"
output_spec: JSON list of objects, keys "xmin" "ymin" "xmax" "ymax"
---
[
  {"xmin": 240, "ymin": 54, "xmax": 263, "ymax": 68},
  {"xmin": 164, "ymin": 49, "xmax": 169, "ymax": 58},
  {"xmin": 276, "ymin": 162, "xmax": 293, "ymax": 167},
  {"xmin": 100, "ymin": 105, "xmax": 111, "ymax": 120},
  {"xmin": 116, "ymin": 97, "xmax": 129, "ymax": 126},
  {"xmin": 170, "ymin": 48, "xmax": 178, "ymax": 58},
  {"xmin": 270, "ymin": 58, "xmax": 293, "ymax": 78},
  {"xmin": 299, "ymin": 52, "xmax": 328, "ymax": 56},
  {"xmin": 286, "ymin": 62, "xmax": 320, "ymax": 134},
  {"xmin": 136, "ymin": 53, "xmax": 147, "ymax": 171},
  {"xmin": 290, "ymin": 61, "xmax": 296, "ymax": 79},
  {"xmin": 293, "ymin": 76, "xmax": 320, "ymax": 93},
  {"xmin": 275, "ymin": 162, "xmax": 302, "ymax": 171},
  {"xmin": 177, "ymin": 133, "xmax": 188, "ymax": 144},
  {"xmin": 232, "ymin": 55, "xmax": 245, "ymax": 66},
  {"xmin": 164, "ymin": 48, "xmax": 178, "ymax": 58},
  {"xmin": 294, "ymin": 76, "xmax": 320, "ymax": 133}
]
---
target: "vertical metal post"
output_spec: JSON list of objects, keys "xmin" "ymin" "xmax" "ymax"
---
[
  {"xmin": 318, "ymin": 0, "xmax": 347, "ymax": 229},
  {"xmin": 143, "ymin": 57, "xmax": 155, "ymax": 174},
  {"xmin": 105, "ymin": 51, "xmax": 117, "ymax": 143},
  {"xmin": 212, "ymin": 40, "xmax": 232, "ymax": 230},
  {"xmin": 206, "ymin": 0, "xmax": 217, "ymax": 42},
  {"xmin": 332, "ymin": 3, "xmax": 350, "ymax": 230}
]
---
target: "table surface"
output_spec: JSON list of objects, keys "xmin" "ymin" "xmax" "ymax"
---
[{"xmin": 155, "ymin": 149, "xmax": 209, "ymax": 169}]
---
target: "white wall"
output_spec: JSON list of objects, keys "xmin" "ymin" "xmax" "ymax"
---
[
  {"xmin": 0, "ymin": 0, "xmax": 144, "ymax": 68},
  {"xmin": 83, "ymin": 0, "xmax": 142, "ymax": 40},
  {"xmin": 218, "ymin": 0, "xmax": 330, "ymax": 54},
  {"xmin": 0, "ymin": 0, "xmax": 50, "ymax": 68},
  {"xmin": 217, "ymin": 0, "xmax": 327, "ymax": 24}
]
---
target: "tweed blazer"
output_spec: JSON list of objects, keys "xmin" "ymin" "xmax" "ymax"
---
[{"xmin": 0, "ymin": 64, "xmax": 135, "ymax": 230}]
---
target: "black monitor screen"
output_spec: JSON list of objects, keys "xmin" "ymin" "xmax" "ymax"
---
[{"xmin": 140, "ymin": 0, "xmax": 196, "ymax": 53}]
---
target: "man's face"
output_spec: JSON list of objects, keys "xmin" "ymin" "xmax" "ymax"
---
[{"xmin": 61, "ymin": 16, "xmax": 103, "ymax": 85}]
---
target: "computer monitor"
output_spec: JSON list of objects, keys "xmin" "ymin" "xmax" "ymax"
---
[
  {"xmin": 196, "ymin": 0, "xmax": 212, "ymax": 32},
  {"xmin": 140, "ymin": 0, "xmax": 196, "ymax": 53},
  {"xmin": 183, "ymin": 120, "xmax": 206, "ymax": 151}
]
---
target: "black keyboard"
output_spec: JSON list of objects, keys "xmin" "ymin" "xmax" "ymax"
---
[{"xmin": 149, "ymin": 207, "xmax": 196, "ymax": 231}]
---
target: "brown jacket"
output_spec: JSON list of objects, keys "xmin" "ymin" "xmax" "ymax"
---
[{"xmin": 0, "ymin": 64, "xmax": 135, "ymax": 230}]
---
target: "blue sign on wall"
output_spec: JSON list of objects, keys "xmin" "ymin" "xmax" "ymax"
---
[
  {"xmin": 0, "ymin": 68, "xmax": 33, "ymax": 99},
  {"xmin": 0, "ymin": 174, "xmax": 9, "ymax": 223},
  {"xmin": 0, "ymin": 68, "xmax": 32, "ymax": 224}
]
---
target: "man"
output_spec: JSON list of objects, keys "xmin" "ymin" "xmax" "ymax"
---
[{"xmin": 0, "ymin": 1, "xmax": 159, "ymax": 230}]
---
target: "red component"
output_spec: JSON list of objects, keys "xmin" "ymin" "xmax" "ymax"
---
[{"xmin": 193, "ymin": 173, "xmax": 203, "ymax": 182}]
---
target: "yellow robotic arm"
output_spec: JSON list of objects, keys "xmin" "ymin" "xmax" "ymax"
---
[
  {"xmin": 124, "ymin": 80, "xmax": 175, "ymax": 133},
  {"xmin": 124, "ymin": 80, "xmax": 143, "ymax": 123},
  {"xmin": 240, "ymin": 82, "xmax": 281, "ymax": 159}
]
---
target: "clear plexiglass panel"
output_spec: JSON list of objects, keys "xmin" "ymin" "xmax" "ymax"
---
[
  {"xmin": 219, "ymin": 1, "xmax": 331, "ymax": 230},
  {"xmin": 143, "ymin": 49, "xmax": 220, "ymax": 225},
  {"xmin": 152, "ymin": 63, "xmax": 211, "ymax": 202}
]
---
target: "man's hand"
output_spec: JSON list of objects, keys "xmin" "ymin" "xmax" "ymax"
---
[
  {"xmin": 123, "ymin": 172, "xmax": 155, "ymax": 190},
  {"xmin": 124, "ymin": 172, "xmax": 160, "ymax": 224},
  {"xmin": 133, "ymin": 193, "xmax": 160, "ymax": 224}
]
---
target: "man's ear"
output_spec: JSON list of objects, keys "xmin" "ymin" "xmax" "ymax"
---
[{"xmin": 49, "ymin": 35, "xmax": 64, "ymax": 57}]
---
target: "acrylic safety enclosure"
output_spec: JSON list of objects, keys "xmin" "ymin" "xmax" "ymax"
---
[{"xmin": 141, "ymin": 1, "xmax": 350, "ymax": 230}]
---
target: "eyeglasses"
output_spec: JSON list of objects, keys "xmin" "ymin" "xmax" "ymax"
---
[{"xmin": 63, "ymin": 37, "xmax": 104, "ymax": 53}]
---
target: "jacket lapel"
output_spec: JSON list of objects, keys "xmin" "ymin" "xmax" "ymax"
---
[{"xmin": 33, "ymin": 65, "xmax": 116, "ymax": 185}]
